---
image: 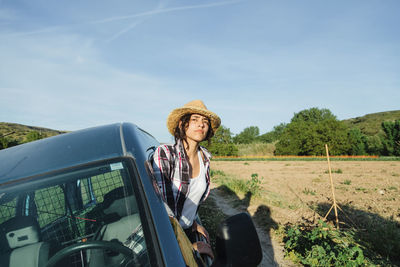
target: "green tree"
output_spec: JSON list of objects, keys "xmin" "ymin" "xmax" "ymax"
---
[
  {"xmin": 365, "ymin": 135, "xmax": 383, "ymax": 155},
  {"xmin": 211, "ymin": 125, "xmax": 234, "ymax": 144},
  {"xmin": 233, "ymin": 126, "xmax": 259, "ymax": 144},
  {"xmin": 202, "ymin": 125, "xmax": 238, "ymax": 156},
  {"xmin": 381, "ymin": 120, "xmax": 400, "ymax": 156},
  {"xmin": 291, "ymin": 107, "xmax": 336, "ymax": 124},
  {"xmin": 257, "ymin": 123, "xmax": 287, "ymax": 143},
  {"xmin": 347, "ymin": 128, "xmax": 366, "ymax": 155},
  {"xmin": 275, "ymin": 108, "xmax": 350, "ymax": 156}
]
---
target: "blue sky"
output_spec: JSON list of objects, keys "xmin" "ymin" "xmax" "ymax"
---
[{"xmin": 1, "ymin": 0, "xmax": 399, "ymax": 143}]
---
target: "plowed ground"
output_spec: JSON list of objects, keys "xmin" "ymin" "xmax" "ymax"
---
[{"xmin": 211, "ymin": 161, "xmax": 400, "ymax": 227}]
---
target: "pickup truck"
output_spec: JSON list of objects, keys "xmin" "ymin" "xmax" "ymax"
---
[{"xmin": 0, "ymin": 123, "xmax": 262, "ymax": 267}]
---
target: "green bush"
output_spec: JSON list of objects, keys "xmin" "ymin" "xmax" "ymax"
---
[
  {"xmin": 246, "ymin": 173, "xmax": 263, "ymax": 197},
  {"xmin": 202, "ymin": 125, "xmax": 239, "ymax": 156},
  {"xmin": 284, "ymin": 220, "xmax": 369, "ymax": 266},
  {"xmin": 206, "ymin": 143, "xmax": 238, "ymax": 156}
]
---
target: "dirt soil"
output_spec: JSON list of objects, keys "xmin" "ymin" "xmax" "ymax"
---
[
  {"xmin": 210, "ymin": 160, "xmax": 400, "ymax": 266},
  {"xmin": 211, "ymin": 161, "xmax": 400, "ymax": 226}
]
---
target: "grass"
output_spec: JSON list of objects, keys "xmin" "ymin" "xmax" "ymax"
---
[
  {"xmin": 210, "ymin": 169, "xmax": 295, "ymax": 211},
  {"xmin": 213, "ymin": 156, "xmax": 400, "ymax": 161},
  {"xmin": 355, "ymin": 187, "xmax": 368, "ymax": 193},
  {"xmin": 236, "ymin": 142, "xmax": 275, "ymax": 157},
  {"xmin": 325, "ymin": 168, "xmax": 343, "ymax": 174},
  {"xmin": 312, "ymin": 177, "xmax": 322, "ymax": 183},
  {"xmin": 210, "ymin": 170, "xmax": 264, "ymax": 198},
  {"xmin": 0, "ymin": 122, "xmax": 65, "ymax": 144},
  {"xmin": 343, "ymin": 179, "xmax": 352, "ymax": 185},
  {"xmin": 302, "ymin": 188, "xmax": 316, "ymax": 195}
]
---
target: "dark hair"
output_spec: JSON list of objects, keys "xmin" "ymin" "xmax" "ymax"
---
[{"xmin": 174, "ymin": 113, "xmax": 214, "ymax": 145}]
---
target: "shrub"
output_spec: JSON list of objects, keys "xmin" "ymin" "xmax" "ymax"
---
[
  {"xmin": 246, "ymin": 173, "xmax": 263, "ymax": 197},
  {"xmin": 284, "ymin": 220, "xmax": 369, "ymax": 266},
  {"xmin": 206, "ymin": 143, "xmax": 238, "ymax": 156}
]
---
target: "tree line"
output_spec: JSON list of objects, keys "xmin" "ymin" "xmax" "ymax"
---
[
  {"xmin": 2, "ymin": 109, "xmax": 399, "ymax": 157},
  {"xmin": 203, "ymin": 107, "xmax": 400, "ymax": 157}
]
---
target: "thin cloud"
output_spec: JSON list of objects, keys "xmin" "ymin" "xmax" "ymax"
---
[
  {"xmin": 96, "ymin": 0, "xmax": 243, "ymax": 42},
  {"xmin": 106, "ymin": 20, "xmax": 143, "ymax": 43},
  {"xmin": 92, "ymin": 0, "xmax": 243, "ymax": 24},
  {"xmin": 2, "ymin": 26, "xmax": 64, "ymax": 37}
]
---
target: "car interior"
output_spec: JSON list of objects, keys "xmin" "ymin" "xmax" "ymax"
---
[{"xmin": 0, "ymin": 160, "xmax": 150, "ymax": 267}]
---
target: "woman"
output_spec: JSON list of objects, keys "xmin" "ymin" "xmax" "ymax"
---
[{"xmin": 153, "ymin": 100, "xmax": 220, "ymax": 259}]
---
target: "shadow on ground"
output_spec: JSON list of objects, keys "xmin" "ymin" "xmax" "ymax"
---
[{"xmin": 199, "ymin": 185, "xmax": 279, "ymax": 266}]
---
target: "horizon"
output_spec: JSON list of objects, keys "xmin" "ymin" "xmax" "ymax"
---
[{"xmin": 2, "ymin": 108, "xmax": 399, "ymax": 139}]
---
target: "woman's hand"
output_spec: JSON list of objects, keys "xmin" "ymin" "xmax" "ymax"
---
[
  {"xmin": 192, "ymin": 221, "xmax": 210, "ymax": 243},
  {"xmin": 192, "ymin": 241, "xmax": 214, "ymax": 259}
]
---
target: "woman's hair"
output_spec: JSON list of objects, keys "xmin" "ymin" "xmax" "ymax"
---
[{"xmin": 174, "ymin": 113, "xmax": 214, "ymax": 145}]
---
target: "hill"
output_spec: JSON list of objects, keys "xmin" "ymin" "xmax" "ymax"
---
[
  {"xmin": 342, "ymin": 110, "xmax": 400, "ymax": 136},
  {"xmin": 0, "ymin": 122, "xmax": 66, "ymax": 145},
  {"xmin": 2, "ymin": 109, "xmax": 400, "ymax": 148}
]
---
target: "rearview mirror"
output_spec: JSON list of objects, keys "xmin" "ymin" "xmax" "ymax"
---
[{"xmin": 212, "ymin": 212, "xmax": 262, "ymax": 267}]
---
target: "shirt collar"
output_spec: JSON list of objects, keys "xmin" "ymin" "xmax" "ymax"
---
[{"xmin": 174, "ymin": 139, "xmax": 211, "ymax": 163}]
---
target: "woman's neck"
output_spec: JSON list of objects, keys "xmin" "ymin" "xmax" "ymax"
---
[{"xmin": 183, "ymin": 138, "xmax": 199, "ymax": 157}]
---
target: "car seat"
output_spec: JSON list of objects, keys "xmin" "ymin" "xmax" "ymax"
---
[
  {"xmin": 87, "ymin": 187, "xmax": 143, "ymax": 266},
  {"xmin": 0, "ymin": 216, "xmax": 50, "ymax": 267}
]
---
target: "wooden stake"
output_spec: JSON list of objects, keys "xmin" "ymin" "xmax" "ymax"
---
[{"xmin": 325, "ymin": 144, "xmax": 340, "ymax": 229}]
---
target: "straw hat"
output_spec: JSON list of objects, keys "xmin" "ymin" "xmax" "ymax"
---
[{"xmin": 167, "ymin": 100, "xmax": 221, "ymax": 136}]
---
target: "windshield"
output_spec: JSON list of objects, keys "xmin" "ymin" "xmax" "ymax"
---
[{"xmin": 0, "ymin": 159, "xmax": 151, "ymax": 267}]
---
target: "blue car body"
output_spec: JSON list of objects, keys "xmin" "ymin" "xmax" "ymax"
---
[{"xmin": 0, "ymin": 123, "xmax": 186, "ymax": 266}]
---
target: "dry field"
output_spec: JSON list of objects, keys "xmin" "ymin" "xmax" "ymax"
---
[{"xmin": 211, "ymin": 160, "xmax": 400, "ymax": 227}]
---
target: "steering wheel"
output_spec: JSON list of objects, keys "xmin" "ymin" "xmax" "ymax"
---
[{"xmin": 46, "ymin": 240, "xmax": 139, "ymax": 267}]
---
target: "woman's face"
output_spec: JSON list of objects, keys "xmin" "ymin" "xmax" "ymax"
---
[{"xmin": 184, "ymin": 114, "xmax": 210, "ymax": 143}]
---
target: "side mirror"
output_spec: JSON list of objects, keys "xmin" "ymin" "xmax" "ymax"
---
[{"xmin": 212, "ymin": 212, "xmax": 262, "ymax": 267}]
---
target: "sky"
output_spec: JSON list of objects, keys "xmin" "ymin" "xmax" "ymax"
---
[{"xmin": 0, "ymin": 0, "xmax": 399, "ymax": 143}]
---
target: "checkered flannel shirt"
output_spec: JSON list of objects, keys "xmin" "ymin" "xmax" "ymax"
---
[{"xmin": 152, "ymin": 139, "xmax": 211, "ymax": 221}]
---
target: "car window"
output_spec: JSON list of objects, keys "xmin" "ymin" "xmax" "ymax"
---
[
  {"xmin": 34, "ymin": 185, "xmax": 66, "ymax": 228},
  {"xmin": 0, "ymin": 159, "xmax": 151, "ymax": 267},
  {"xmin": 0, "ymin": 195, "xmax": 17, "ymax": 224}
]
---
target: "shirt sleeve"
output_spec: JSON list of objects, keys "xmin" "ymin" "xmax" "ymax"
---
[{"xmin": 152, "ymin": 145, "xmax": 173, "ymax": 203}]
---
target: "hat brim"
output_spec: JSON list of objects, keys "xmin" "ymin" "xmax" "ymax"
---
[{"xmin": 167, "ymin": 107, "xmax": 221, "ymax": 136}]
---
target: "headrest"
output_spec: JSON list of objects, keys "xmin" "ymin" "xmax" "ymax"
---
[
  {"xmin": 103, "ymin": 196, "xmax": 136, "ymax": 217},
  {"xmin": 102, "ymin": 187, "xmax": 126, "ymax": 208},
  {"xmin": 0, "ymin": 216, "xmax": 41, "ymax": 249},
  {"xmin": 102, "ymin": 187, "xmax": 137, "ymax": 217}
]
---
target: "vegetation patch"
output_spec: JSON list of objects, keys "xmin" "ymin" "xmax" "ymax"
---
[
  {"xmin": 210, "ymin": 170, "xmax": 264, "ymax": 198},
  {"xmin": 343, "ymin": 179, "xmax": 352, "ymax": 185},
  {"xmin": 302, "ymin": 188, "xmax": 316, "ymax": 196},
  {"xmin": 324, "ymin": 168, "xmax": 343, "ymax": 174},
  {"xmin": 283, "ymin": 220, "xmax": 372, "ymax": 266}
]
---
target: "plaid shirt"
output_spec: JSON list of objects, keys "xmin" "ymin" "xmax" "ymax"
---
[{"xmin": 152, "ymin": 139, "xmax": 211, "ymax": 221}]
